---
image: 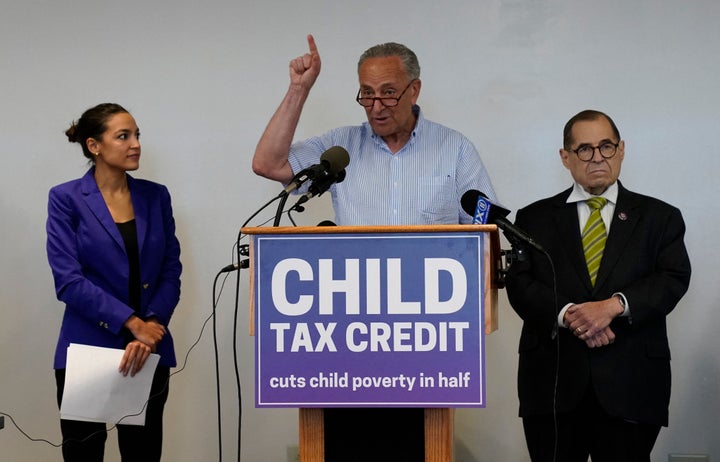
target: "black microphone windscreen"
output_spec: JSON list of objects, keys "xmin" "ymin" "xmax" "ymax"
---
[
  {"xmin": 317, "ymin": 220, "xmax": 337, "ymax": 226},
  {"xmin": 320, "ymin": 146, "xmax": 350, "ymax": 174},
  {"xmin": 334, "ymin": 170, "xmax": 346, "ymax": 184},
  {"xmin": 461, "ymin": 189, "xmax": 481, "ymax": 216},
  {"xmin": 478, "ymin": 192, "xmax": 511, "ymax": 218},
  {"xmin": 461, "ymin": 189, "xmax": 512, "ymax": 222}
]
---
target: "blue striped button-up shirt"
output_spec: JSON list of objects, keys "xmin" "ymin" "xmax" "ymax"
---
[{"xmin": 288, "ymin": 106, "xmax": 497, "ymax": 226}]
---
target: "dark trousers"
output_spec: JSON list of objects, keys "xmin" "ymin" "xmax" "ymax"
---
[
  {"xmin": 522, "ymin": 386, "xmax": 661, "ymax": 462},
  {"xmin": 55, "ymin": 366, "xmax": 170, "ymax": 462},
  {"xmin": 324, "ymin": 408, "xmax": 425, "ymax": 462}
]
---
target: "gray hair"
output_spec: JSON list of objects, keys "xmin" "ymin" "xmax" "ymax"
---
[{"xmin": 358, "ymin": 42, "xmax": 420, "ymax": 81}]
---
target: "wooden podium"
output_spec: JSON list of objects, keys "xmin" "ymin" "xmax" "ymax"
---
[{"xmin": 243, "ymin": 224, "xmax": 500, "ymax": 462}]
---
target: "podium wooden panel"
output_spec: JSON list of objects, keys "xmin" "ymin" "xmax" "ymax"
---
[{"xmin": 243, "ymin": 224, "xmax": 500, "ymax": 462}]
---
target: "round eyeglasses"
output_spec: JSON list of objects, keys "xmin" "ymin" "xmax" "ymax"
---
[
  {"xmin": 571, "ymin": 141, "xmax": 620, "ymax": 162},
  {"xmin": 356, "ymin": 81, "xmax": 414, "ymax": 108}
]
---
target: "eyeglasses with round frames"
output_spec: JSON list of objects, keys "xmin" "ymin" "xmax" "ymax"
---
[
  {"xmin": 356, "ymin": 81, "xmax": 414, "ymax": 108},
  {"xmin": 571, "ymin": 141, "xmax": 620, "ymax": 162}
]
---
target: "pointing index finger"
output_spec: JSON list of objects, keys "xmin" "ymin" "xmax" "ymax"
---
[{"xmin": 307, "ymin": 34, "xmax": 318, "ymax": 56}]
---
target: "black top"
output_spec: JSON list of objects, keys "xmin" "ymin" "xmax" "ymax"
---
[{"xmin": 116, "ymin": 219, "xmax": 141, "ymax": 313}]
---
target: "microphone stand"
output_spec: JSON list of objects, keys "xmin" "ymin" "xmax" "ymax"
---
[
  {"xmin": 497, "ymin": 244, "xmax": 526, "ymax": 287},
  {"xmin": 226, "ymin": 167, "xmax": 346, "ymax": 458},
  {"xmin": 224, "ymin": 189, "xmax": 286, "ymax": 462},
  {"xmin": 273, "ymin": 193, "xmax": 290, "ymax": 227},
  {"xmin": 287, "ymin": 169, "xmax": 346, "ymax": 217}
]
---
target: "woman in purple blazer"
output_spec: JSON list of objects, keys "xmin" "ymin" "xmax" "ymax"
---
[{"xmin": 46, "ymin": 103, "xmax": 182, "ymax": 462}]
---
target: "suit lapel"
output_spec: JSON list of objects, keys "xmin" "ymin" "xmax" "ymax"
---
[
  {"xmin": 551, "ymin": 191, "xmax": 594, "ymax": 291},
  {"xmin": 595, "ymin": 184, "xmax": 640, "ymax": 290},
  {"xmin": 80, "ymin": 168, "xmax": 125, "ymax": 252}
]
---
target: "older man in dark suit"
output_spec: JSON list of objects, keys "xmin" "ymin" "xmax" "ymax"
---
[{"xmin": 505, "ymin": 109, "xmax": 691, "ymax": 462}]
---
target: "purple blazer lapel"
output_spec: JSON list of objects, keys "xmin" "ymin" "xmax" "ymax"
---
[{"xmin": 79, "ymin": 168, "xmax": 125, "ymax": 252}]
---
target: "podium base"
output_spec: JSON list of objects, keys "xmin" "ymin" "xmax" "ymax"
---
[
  {"xmin": 324, "ymin": 408, "xmax": 424, "ymax": 462},
  {"xmin": 299, "ymin": 408, "xmax": 454, "ymax": 462}
]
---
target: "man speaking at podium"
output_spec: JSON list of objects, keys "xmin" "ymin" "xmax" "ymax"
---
[
  {"xmin": 505, "ymin": 110, "xmax": 691, "ymax": 462},
  {"xmin": 252, "ymin": 34, "xmax": 497, "ymax": 461},
  {"xmin": 252, "ymin": 34, "xmax": 496, "ymax": 226}
]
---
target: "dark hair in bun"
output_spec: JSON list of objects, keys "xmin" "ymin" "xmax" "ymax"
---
[{"xmin": 66, "ymin": 103, "xmax": 128, "ymax": 161}]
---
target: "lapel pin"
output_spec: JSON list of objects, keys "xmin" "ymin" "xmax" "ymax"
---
[{"xmin": 618, "ymin": 212, "xmax": 628, "ymax": 221}]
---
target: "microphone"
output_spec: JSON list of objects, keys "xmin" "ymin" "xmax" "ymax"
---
[
  {"xmin": 219, "ymin": 259, "xmax": 250, "ymax": 273},
  {"xmin": 317, "ymin": 220, "xmax": 337, "ymax": 226},
  {"xmin": 461, "ymin": 190, "xmax": 545, "ymax": 252},
  {"xmin": 299, "ymin": 169, "xmax": 346, "ymax": 203},
  {"xmin": 282, "ymin": 146, "xmax": 350, "ymax": 196}
]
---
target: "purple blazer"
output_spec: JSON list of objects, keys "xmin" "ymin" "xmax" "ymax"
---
[{"xmin": 46, "ymin": 168, "xmax": 182, "ymax": 369}]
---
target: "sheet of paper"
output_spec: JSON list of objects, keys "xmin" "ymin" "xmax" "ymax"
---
[{"xmin": 60, "ymin": 343, "xmax": 160, "ymax": 426}]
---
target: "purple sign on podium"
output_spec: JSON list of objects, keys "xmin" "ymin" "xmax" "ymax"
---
[{"xmin": 252, "ymin": 231, "xmax": 485, "ymax": 408}]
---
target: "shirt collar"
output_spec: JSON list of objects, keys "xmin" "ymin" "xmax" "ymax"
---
[
  {"xmin": 567, "ymin": 181, "xmax": 619, "ymax": 205},
  {"xmin": 411, "ymin": 104, "xmax": 421, "ymax": 132}
]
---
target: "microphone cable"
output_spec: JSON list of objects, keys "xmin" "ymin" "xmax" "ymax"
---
[
  {"xmin": 501, "ymin": 230, "xmax": 561, "ymax": 462},
  {"xmin": 221, "ymin": 195, "xmax": 296, "ymax": 462},
  {"xmin": 218, "ymin": 183, "xmax": 334, "ymax": 461},
  {"xmin": 541, "ymin": 249, "xmax": 561, "ymax": 462},
  {"xmin": 0, "ymin": 193, "xmax": 307, "ymax": 459},
  {"xmin": 514, "ymin": 244, "xmax": 561, "ymax": 462},
  {"xmin": 0, "ymin": 271, "xmax": 233, "ymax": 456}
]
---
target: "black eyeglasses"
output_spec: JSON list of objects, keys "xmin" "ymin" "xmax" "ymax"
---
[
  {"xmin": 356, "ymin": 81, "xmax": 414, "ymax": 108},
  {"xmin": 571, "ymin": 141, "xmax": 620, "ymax": 162}
]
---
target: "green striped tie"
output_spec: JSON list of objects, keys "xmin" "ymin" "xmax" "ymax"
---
[{"xmin": 582, "ymin": 197, "xmax": 608, "ymax": 286}]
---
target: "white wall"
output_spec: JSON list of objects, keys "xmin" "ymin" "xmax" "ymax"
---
[{"xmin": 1, "ymin": 1, "xmax": 718, "ymax": 461}]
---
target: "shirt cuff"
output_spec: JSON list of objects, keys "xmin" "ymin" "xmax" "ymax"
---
[
  {"xmin": 613, "ymin": 292, "xmax": 630, "ymax": 317},
  {"xmin": 558, "ymin": 303, "xmax": 574, "ymax": 327}
]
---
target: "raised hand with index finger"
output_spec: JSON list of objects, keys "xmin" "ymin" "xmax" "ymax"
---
[{"xmin": 289, "ymin": 34, "xmax": 322, "ymax": 91}]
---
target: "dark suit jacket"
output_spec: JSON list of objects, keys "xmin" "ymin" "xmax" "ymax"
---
[
  {"xmin": 505, "ymin": 182, "xmax": 691, "ymax": 426},
  {"xmin": 46, "ymin": 168, "xmax": 182, "ymax": 369}
]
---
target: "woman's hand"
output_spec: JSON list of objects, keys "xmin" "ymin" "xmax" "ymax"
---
[
  {"xmin": 124, "ymin": 315, "xmax": 166, "ymax": 350},
  {"xmin": 119, "ymin": 340, "xmax": 153, "ymax": 377},
  {"xmin": 120, "ymin": 316, "xmax": 166, "ymax": 376}
]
